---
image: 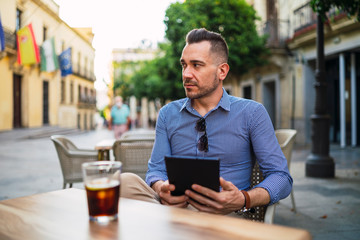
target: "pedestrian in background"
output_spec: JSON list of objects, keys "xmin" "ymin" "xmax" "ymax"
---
[{"xmin": 109, "ymin": 96, "xmax": 130, "ymax": 139}]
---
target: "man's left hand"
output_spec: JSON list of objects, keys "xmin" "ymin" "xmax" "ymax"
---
[{"xmin": 185, "ymin": 177, "xmax": 244, "ymax": 215}]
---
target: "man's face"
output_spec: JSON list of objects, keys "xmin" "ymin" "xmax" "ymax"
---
[{"xmin": 180, "ymin": 41, "xmax": 222, "ymax": 100}]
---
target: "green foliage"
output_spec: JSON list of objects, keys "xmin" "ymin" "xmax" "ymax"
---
[
  {"xmin": 165, "ymin": 0, "xmax": 268, "ymax": 76},
  {"xmin": 114, "ymin": 0, "xmax": 268, "ymax": 101},
  {"xmin": 113, "ymin": 60, "xmax": 140, "ymax": 100},
  {"xmin": 310, "ymin": 0, "xmax": 360, "ymax": 21}
]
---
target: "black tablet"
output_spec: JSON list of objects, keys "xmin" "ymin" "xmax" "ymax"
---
[{"xmin": 164, "ymin": 155, "xmax": 220, "ymax": 196}]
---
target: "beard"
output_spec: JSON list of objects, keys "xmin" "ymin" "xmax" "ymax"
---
[{"xmin": 184, "ymin": 73, "xmax": 220, "ymax": 99}]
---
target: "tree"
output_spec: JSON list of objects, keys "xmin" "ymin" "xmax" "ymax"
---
[
  {"xmin": 165, "ymin": 0, "xmax": 268, "ymax": 76},
  {"xmin": 126, "ymin": 0, "xmax": 268, "ymax": 101},
  {"xmin": 310, "ymin": 0, "xmax": 360, "ymax": 21}
]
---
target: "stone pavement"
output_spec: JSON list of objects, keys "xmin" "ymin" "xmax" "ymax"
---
[{"xmin": 0, "ymin": 126, "xmax": 359, "ymax": 240}]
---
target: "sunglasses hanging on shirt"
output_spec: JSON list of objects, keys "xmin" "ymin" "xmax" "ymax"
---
[{"xmin": 195, "ymin": 118, "xmax": 208, "ymax": 152}]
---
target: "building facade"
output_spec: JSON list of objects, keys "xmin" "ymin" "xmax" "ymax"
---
[
  {"xmin": 0, "ymin": 0, "xmax": 96, "ymax": 131},
  {"xmin": 231, "ymin": 0, "xmax": 360, "ymax": 147}
]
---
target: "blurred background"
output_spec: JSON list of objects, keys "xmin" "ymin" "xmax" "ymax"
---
[{"xmin": 0, "ymin": 0, "xmax": 359, "ymax": 148}]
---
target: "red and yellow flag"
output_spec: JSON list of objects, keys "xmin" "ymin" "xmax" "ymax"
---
[{"xmin": 17, "ymin": 23, "xmax": 40, "ymax": 65}]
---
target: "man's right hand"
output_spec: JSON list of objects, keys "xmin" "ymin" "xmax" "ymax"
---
[{"xmin": 152, "ymin": 180, "xmax": 189, "ymax": 208}]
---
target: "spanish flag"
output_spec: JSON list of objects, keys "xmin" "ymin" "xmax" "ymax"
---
[{"xmin": 17, "ymin": 23, "xmax": 40, "ymax": 65}]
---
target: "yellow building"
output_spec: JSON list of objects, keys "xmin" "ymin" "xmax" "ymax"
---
[{"xmin": 0, "ymin": 0, "xmax": 96, "ymax": 131}]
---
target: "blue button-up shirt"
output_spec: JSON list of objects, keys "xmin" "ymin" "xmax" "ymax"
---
[{"xmin": 146, "ymin": 89, "xmax": 293, "ymax": 205}]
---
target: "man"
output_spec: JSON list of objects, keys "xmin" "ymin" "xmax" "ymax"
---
[
  {"xmin": 109, "ymin": 96, "xmax": 130, "ymax": 139},
  {"xmin": 121, "ymin": 28, "xmax": 292, "ymax": 216}
]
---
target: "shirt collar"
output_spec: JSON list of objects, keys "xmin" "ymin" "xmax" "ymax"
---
[{"xmin": 180, "ymin": 88, "xmax": 231, "ymax": 113}]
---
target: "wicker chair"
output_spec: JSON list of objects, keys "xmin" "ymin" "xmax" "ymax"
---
[
  {"xmin": 238, "ymin": 162, "xmax": 276, "ymax": 224},
  {"xmin": 245, "ymin": 129, "xmax": 297, "ymax": 223},
  {"xmin": 50, "ymin": 135, "xmax": 98, "ymax": 189},
  {"xmin": 121, "ymin": 129, "xmax": 156, "ymax": 139},
  {"xmin": 275, "ymin": 129, "xmax": 297, "ymax": 213},
  {"xmin": 112, "ymin": 137, "xmax": 155, "ymax": 179}
]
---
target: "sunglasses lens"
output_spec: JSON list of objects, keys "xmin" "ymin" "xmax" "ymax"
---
[
  {"xmin": 197, "ymin": 134, "xmax": 208, "ymax": 152},
  {"xmin": 195, "ymin": 118, "xmax": 206, "ymax": 132}
]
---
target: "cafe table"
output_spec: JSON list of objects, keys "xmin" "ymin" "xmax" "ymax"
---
[
  {"xmin": 95, "ymin": 139, "xmax": 116, "ymax": 160},
  {"xmin": 0, "ymin": 188, "xmax": 311, "ymax": 240}
]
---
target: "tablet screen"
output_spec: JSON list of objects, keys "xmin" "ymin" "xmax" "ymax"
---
[{"xmin": 165, "ymin": 155, "xmax": 220, "ymax": 196}]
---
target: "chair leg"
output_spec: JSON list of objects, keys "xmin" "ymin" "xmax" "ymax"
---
[
  {"xmin": 291, "ymin": 189, "xmax": 297, "ymax": 213},
  {"xmin": 69, "ymin": 183, "xmax": 73, "ymax": 188},
  {"xmin": 63, "ymin": 183, "xmax": 66, "ymax": 189},
  {"xmin": 264, "ymin": 203, "xmax": 277, "ymax": 224}
]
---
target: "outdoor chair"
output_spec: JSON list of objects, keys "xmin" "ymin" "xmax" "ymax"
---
[
  {"xmin": 50, "ymin": 135, "xmax": 98, "ymax": 188},
  {"xmin": 244, "ymin": 129, "xmax": 297, "ymax": 223},
  {"xmin": 275, "ymin": 129, "xmax": 297, "ymax": 213},
  {"xmin": 240, "ymin": 162, "xmax": 276, "ymax": 224},
  {"xmin": 121, "ymin": 129, "xmax": 156, "ymax": 140},
  {"xmin": 112, "ymin": 136, "xmax": 155, "ymax": 179}
]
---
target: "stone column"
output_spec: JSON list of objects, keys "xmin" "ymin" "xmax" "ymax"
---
[{"xmin": 141, "ymin": 97, "xmax": 149, "ymax": 129}]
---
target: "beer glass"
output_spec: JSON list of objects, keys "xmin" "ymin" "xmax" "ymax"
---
[{"xmin": 82, "ymin": 161, "xmax": 122, "ymax": 223}]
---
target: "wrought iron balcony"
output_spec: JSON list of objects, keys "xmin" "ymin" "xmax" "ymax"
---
[
  {"xmin": 293, "ymin": 2, "xmax": 317, "ymax": 33},
  {"xmin": 4, "ymin": 27, "xmax": 16, "ymax": 51},
  {"xmin": 72, "ymin": 64, "xmax": 96, "ymax": 82},
  {"xmin": 77, "ymin": 94, "xmax": 97, "ymax": 109}
]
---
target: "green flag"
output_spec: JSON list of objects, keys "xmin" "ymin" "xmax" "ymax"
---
[{"xmin": 40, "ymin": 37, "xmax": 59, "ymax": 72}]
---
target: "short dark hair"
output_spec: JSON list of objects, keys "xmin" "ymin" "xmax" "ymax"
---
[{"xmin": 185, "ymin": 28, "xmax": 229, "ymax": 63}]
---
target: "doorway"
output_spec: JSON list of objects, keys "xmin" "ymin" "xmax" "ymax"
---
[
  {"xmin": 263, "ymin": 81, "xmax": 276, "ymax": 127},
  {"xmin": 243, "ymin": 86, "xmax": 252, "ymax": 99},
  {"xmin": 43, "ymin": 81, "xmax": 49, "ymax": 125},
  {"xmin": 13, "ymin": 74, "xmax": 22, "ymax": 128}
]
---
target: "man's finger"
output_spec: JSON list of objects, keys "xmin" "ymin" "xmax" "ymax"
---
[{"xmin": 219, "ymin": 177, "xmax": 234, "ymax": 191}]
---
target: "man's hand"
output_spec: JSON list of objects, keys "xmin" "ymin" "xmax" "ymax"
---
[
  {"xmin": 185, "ymin": 177, "xmax": 245, "ymax": 215},
  {"xmin": 152, "ymin": 180, "xmax": 189, "ymax": 208}
]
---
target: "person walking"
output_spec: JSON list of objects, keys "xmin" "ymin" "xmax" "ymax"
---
[{"xmin": 109, "ymin": 96, "xmax": 130, "ymax": 139}]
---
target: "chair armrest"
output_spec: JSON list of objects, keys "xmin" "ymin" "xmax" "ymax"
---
[
  {"xmin": 75, "ymin": 149, "xmax": 98, "ymax": 153},
  {"xmin": 67, "ymin": 150, "xmax": 98, "ymax": 157}
]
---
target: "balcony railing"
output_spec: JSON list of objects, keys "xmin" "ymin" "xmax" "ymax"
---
[
  {"xmin": 72, "ymin": 64, "xmax": 96, "ymax": 82},
  {"xmin": 259, "ymin": 19, "xmax": 290, "ymax": 48},
  {"xmin": 78, "ymin": 94, "xmax": 96, "ymax": 109},
  {"xmin": 4, "ymin": 27, "xmax": 16, "ymax": 50},
  {"xmin": 293, "ymin": 2, "xmax": 317, "ymax": 32}
]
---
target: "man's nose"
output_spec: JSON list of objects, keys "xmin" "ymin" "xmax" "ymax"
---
[{"xmin": 182, "ymin": 67, "xmax": 192, "ymax": 79}]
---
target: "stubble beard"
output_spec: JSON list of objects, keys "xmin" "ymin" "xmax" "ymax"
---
[{"xmin": 184, "ymin": 73, "xmax": 220, "ymax": 100}]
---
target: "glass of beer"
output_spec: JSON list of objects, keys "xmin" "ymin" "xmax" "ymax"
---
[{"xmin": 82, "ymin": 161, "xmax": 122, "ymax": 223}]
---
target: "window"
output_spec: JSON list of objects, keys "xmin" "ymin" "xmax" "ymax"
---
[
  {"xmin": 84, "ymin": 87, "xmax": 88, "ymax": 102},
  {"xmin": 84, "ymin": 57, "xmax": 88, "ymax": 78},
  {"xmin": 78, "ymin": 52, "xmax": 81, "ymax": 75},
  {"xmin": 243, "ymin": 86, "xmax": 252, "ymax": 99},
  {"xmin": 43, "ymin": 26, "xmax": 47, "ymax": 41},
  {"xmin": 70, "ymin": 81, "xmax": 74, "ymax": 103},
  {"xmin": 90, "ymin": 60, "xmax": 94, "ymax": 80},
  {"xmin": 78, "ymin": 85, "xmax": 82, "ymax": 102},
  {"xmin": 16, "ymin": 9, "xmax": 22, "ymax": 31},
  {"xmin": 61, "ymin": 80, "xmax": 65, "ymax": 103},
  {"xmin": 90, "ymin": 89, "xmax": 94, "ymax": 103}
]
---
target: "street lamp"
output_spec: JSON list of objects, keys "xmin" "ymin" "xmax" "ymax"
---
[{"xmin": 305, "ymin": 15, "xmax": 335, "ymax": 178}]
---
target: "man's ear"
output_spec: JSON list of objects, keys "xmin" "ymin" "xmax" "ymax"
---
[{"xmin": 218, "ymin": 63, "xmax": 230, "ymax": 81}]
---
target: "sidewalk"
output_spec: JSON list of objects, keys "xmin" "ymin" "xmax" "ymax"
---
[
  {"xmin": 275, "ymin": 145, "xmax": 360, "ymax": 240},
  {"xmin": 0, "ymin": 127, "xmax": 359, "ymax": 240}
]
